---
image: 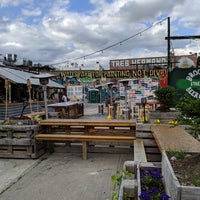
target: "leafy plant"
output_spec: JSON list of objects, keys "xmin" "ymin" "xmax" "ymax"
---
[
  {"xmin": 154, "ymin": 86, "xmax": 177, "ymax": 111},
  {"xmin": 107, "ymin": 169, "xmax": 133, "ymax": 200},
  {"xmin": 176, "ymin": 95, "xmax": 200, "ymax": 140},
  {"xmin": 166, "ymin": 149, "xmax": 186, "ymax": 159},
  {"xmin": 190, "ymin": 171, "xmax": 200, "ymax": 186}
]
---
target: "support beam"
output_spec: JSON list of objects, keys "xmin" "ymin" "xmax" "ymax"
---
[
  {"xmin": 167, "ymin": 17, "xmax": 171, "ymax": 70},
  {"xmin": 165, "ymin": 35, "xmax": 200, "ymax": 40}
]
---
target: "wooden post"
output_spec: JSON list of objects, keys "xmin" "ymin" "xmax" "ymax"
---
[
  {"xmin": 4, "ymin": 79, "xmax": 9, "ymax": 120},
  {"xmin": 107, "ymin": 104, "xmax": 112, "ymax": 120},
  {"xmin": 82, "ymin": 141, "xmax": 88, "ymax": 160},
  {"xmin": 27, "ymin": 79, "xmax": 32, "ymax": 113}
]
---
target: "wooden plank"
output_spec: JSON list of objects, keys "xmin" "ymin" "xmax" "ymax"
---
[
  {"xmin": 0, "ymin": 138, "xmax": 31, "ymax": 145},
  {"xmin": 151, "ymin": 125, "xmax": 200, "ymax": 153},
  {"xmin": 35, "ymin": 134, "xmax": 136, "ymax": 143},
  {"xmin": 134, "ymin": 139, "xmax": 147, "ymax": 162},
  {"xmin": 136, "ymin": 131, "xmax": 153, "ymax": 138},
  {"xmin": 40, "ymin": 119, "xmax": 136, "ymax": 127}
]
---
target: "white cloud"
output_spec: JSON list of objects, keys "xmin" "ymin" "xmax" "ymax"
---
[
  {"xmin": 0, "ymin": 0, "xmax": 200, "ymax": 69},
  {"xmin": 0, "ymin": 0, "xmax": 31, "ymax": 7},
  {"xmin": 2, "ymin": 42, "xmax": 23, "ymax": 48},
  {"xmin": 21, "ymin": 7, "xmax": 41, "ymax": 17}
]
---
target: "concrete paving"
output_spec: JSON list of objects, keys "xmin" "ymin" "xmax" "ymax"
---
[
  {"xmin": 0, "ymin": 103, "xmax": 134, "ymax": 200},
  {"xmin": 0, "ymin": 158, "xmax": 40, "ymax": 194},
  {"xmin": 0, "ymin": 151, "xmax": 133, "ymax": 200}
]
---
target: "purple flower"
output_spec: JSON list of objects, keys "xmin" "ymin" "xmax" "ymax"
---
[
  {"xmin": 139, "ymin": 191, "xmax": 151, "ymax": 200},
  {"xmin": 151, "ymin": 187, "xmax": 158, "ymax": 194},
  {"xmin": 160, "ymin": 193, "xmax": 170, "ymax": 200}
]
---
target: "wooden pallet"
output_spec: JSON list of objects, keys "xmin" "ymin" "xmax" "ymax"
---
[
  {"xmin": 36, "ymin": 133, "xmax": 136, "ymax": 160},
  {"xmin": 0, "ymin": 124, "xmax": 46, "ymax": 158}
]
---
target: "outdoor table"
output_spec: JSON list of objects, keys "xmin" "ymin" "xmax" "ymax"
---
[{"xmin": 48, "ymin": 102, "xmax": 84, "ymax": 118}]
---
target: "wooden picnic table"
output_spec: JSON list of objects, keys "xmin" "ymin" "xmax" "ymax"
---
[
  {"xmin": 151, "ymin": 125, "xmax": 200, "ymax": 153},
  {"xmin": 38, "ymin": 119, "xmax": 136, "ymax": 159}
]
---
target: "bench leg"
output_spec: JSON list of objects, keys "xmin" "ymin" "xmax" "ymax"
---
[{"xmin": 82, "ymin": 141, "xmax": 88, "ymax": 160}]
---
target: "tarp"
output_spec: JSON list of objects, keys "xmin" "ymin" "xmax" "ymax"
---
[{"xmin": 0, "ymin": 65, "xmax": 64, "ymax": 88}]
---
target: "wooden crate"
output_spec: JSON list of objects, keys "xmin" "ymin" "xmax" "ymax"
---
[{"xmin": 0, "ymin": 124, "xmax": 46, "ymax": 158}]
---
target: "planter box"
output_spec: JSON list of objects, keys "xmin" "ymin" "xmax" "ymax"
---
[
  {"xmin": 162, "ymin": 151, "xmax": 200, "ymax": 200},
  {"xmin": 0, "ymin": 123, "xmax": 46, "ymax": 158},
  {"xmin": 121, "ymin": 161, "xmax": 160, "ymax": 200},
  {"xmin": 149, "ymin": 111, "xmax": 179, "ymax": 124}
]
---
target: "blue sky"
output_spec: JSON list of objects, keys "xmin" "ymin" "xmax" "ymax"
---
[{"xmin": 0, "ymin": 0, "xmax": 200, "ymax": 69}]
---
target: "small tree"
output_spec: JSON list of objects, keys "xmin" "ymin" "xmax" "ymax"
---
[
  {"xmin": 176, "ymin": 95, "xmax": 200, "ymax": 140},
  {"xmin": 154, "ymin": 86, "xmax": 176, "ymax": 111}
]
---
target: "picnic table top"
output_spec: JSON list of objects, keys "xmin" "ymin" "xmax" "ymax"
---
[
  {"xmin": 151, "ymin": 125, "xmax": 200, "ymax": 153},
  {"xmin": 48, "ymin": 102, "xmax": 83, "ymax": 107},
  {"xmin": 40, "ymin": 118, "xmax": 136, "ymax": 127}
]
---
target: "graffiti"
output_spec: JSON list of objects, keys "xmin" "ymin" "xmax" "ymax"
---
[
  {"xmin": 55, "ymin": 69, "xmax": 168, "ymax": 79},
  {"xmin": 185, "ymin": 69, "xmax": 200, "ymax": 99}
]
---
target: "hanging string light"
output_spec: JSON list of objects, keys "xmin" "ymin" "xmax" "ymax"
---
[{"xmin": 50, "ymin": 17, "xmax": 168, "ymax": 66}]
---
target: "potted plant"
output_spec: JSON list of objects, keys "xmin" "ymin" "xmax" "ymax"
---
[
  {"xmin": 154, "ymin": 86, "xmax": 176, "ymax": 112},
  {"xmin": 149, "ymin": 86, "xmax": 179, "ymax": 123}
]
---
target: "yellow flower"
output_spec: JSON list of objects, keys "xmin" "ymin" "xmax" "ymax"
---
[
  {"xmin": 168, "ymin": 120, "xmax": 178, "ymax": 125},
  {"xmin": 154, "ymin": 119, "xmax": 160, "ymax": 124}
]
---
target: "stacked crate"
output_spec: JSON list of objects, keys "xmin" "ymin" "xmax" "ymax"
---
[{"xmin": 0, "ymin": 124, "xmax": 46, "ymax": 158}]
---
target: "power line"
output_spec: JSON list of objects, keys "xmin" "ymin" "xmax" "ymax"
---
[{"xmin": 50, "ymin": 17, "xmax": 168, "ymax": 66}]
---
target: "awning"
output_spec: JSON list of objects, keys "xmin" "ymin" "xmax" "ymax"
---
[{"xmin": 0, "ymin": 65, "xmax": 64, "ymax": 88}]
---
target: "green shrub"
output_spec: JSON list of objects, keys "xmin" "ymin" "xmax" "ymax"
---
[
  {"xmin": 176, "ymin": 95, "xmax": 200, "ymax": 140},
  {"xmin": 154, "ymin": 86, "xmax": 177, "ymax": 111}
]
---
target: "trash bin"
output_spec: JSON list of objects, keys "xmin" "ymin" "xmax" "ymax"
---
[{"xmin": 88, "ymin": 89, "xmax": 99, "ymax": 103}]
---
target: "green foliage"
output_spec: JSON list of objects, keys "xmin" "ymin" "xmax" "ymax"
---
[
  {"xmin": 154, "ymin": 86, "xmax": 177, "ymax": 110},
  {"xmin": 166, "ymin": 149, "xmax": 186, "ymax": 159},
  {"xmin": 176, "ymin": 95, "xmax": 200, "ymax": 140},
  {"xmin": 190, "ymin": 172, "xmax": 200, "ymax": 186},
  {"xmin": 176, "ymin": 95, "xmax": 200, "ymax": 118},
  {"xmin": 107, "ymin": 169, "xmax": 132, "ymax": 200}
]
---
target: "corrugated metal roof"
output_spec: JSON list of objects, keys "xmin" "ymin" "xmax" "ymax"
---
[{"xmin": 0, "ymin": 65, "xmax": 64, "ymax": 88}]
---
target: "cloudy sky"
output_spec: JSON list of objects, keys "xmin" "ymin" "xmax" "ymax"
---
[{"xmin": 0, "ymin": 0, "xmax": 200, "ymax": 69}]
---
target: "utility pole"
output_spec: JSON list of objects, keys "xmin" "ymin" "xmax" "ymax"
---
[
  {"xmin": 165, "ymin": 16, "xmax": 200, "ymax": 70},
  {"xmin": 167, "ymin": 17, "xmax": 171, "ymax": 71}
]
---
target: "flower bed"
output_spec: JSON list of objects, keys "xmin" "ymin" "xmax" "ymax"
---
[
  {"xmin": 121, "ymin": 161, "xmax": 169, "ymax": 200},
  {"xmin": 139, "ymin": 165, "xmax": 169, "ymax": 200},
  {"xmin": 162, "ymin": 151, "xmax": 200, "ymax": 200}
]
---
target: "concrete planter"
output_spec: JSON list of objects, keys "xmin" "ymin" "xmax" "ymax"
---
[
  {"xmin": 118, "ymin": 161, "xmax": 137, "ymax": 200},
  {"xmin": 162, "ymin": 151, "xmax": 200, "ymax": 200},
  {"xmin": 121, "ymin": 161, "xmax": 160, "ymax": 200}
]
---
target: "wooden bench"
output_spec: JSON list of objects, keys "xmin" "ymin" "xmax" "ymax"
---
[
  {"xmin": 134, "ymin": 139, "xmax": 147, "ymax": 162},
  {"xmin": 35, "ymin": 134, "xmax": 136, "ymax": 160}
]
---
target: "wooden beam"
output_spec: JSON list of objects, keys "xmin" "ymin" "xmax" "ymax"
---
[{"xmin": 165, "ymin": 35, "xmax": 200, "ymax": 40}]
